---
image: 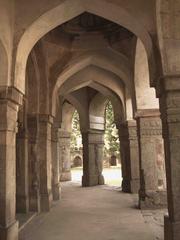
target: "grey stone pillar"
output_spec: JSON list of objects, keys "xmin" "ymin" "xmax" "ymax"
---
[
  {"xmin": 16, "ymin": 102, "xmax": 29, "ymax": 213},
  {"xmin": 51, "ymin": 126, "xmax": 61, "ymax": 200},
  {"xmin": 0, "ymin": 87, "xmax": 23, "ymax": 240},
  {"xmin": 38, "ymin": 114, "xmax": 53, "ymax": 212},
  {"xmin": 81, "ymin": 130, "xmax": 104, "ymax": 187},
  {"xmin": 59, "ymin": 130, "xmax": 72, "ymax": 182},
  {"xmin": 159, "ymin": 76, "xmax": 180, "ymax": 240},
  {"xmin": 136, "ymin": 109, "xmax": 167, "ymax": 209},
  {"xmin": 118, "ymin": 120, "xmax": 140, "ymax": 193},
  {"xmin": 16, "ymin": 132, "xmax": 29, "ymax": 213},
  {"xmin": 27, "ymin": 114, "xmax": 40, "ymax": 212}
]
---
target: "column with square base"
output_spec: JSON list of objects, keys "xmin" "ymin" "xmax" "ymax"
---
[
  {"xmin": 0, "ymin": 87, "xmax": 23, "ymax": 240},
  {"xmin": 118, "ymin": 120, "xmax": 140, "ymax": 193},
  {"xmin": 159, "ymin": 76, "xmax": 180, "ymax": 240},
  {"xmin": 16, "ymin": 99, "xmax": 29, "ymax": 213},
  {"xmin": 136, "ymin": 109, "xmax": 167, "ymax": 209},
  {"xmin": 59, "ymin": 130, "xmax": 72, "ymax": 182},
  {"xmin": 81, "ymin": 130, "xmax": 104, "ymax": 187},
  {"xmin": 38, "ymin": 114, "xmax": 53, "ymax": 212},
  {"xmin": 51, "ymin": 126, "xmax": 61, "ymax": 200}
]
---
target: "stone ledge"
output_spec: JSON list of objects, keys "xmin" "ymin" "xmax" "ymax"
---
[
  {"xmin": 135, "ymin": 109, "xmax": 160, "ymax": 118},
  {"xmin": 0, "ymin": 87, "xmax": 23, "ymax": 105}
]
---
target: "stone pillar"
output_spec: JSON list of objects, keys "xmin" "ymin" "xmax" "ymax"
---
[
  {"xmin": 81, "ymin": 130, "xmax": 104, "ymax": 187},
  {"xmin": 118, "ymin": 120, "xmax": 140, "ymax": 193},
  {"xmin": 38, "ymin": 114, "xmax": 53, "ymax": 212},
  {"xmin": 59, "ymin": 130, "xmax": 72, "ymax": 182},
  {"xmin": 0, "ymin": 87, "xmax": 22, "ymax": 240},
  {"xmin": 16, "ymin": 100, "xmax": 29, "ymax": 213},
  {"xmin": 51, "ymin": 126, "xmax": 61, "ymax": 200},
  {"xmin": 136, "ymin": 109, "xmax": 167, "ymax": 209},
  {"xmin": 27, "ymin": 114, "xmax": 40, "ymax": 212},
  {"xmin": 159, "ymin": 76, "xmax": 180, "ymax": 240}
]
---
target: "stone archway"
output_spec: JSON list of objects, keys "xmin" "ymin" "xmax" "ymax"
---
[{"xmin": 14, "ymin": 0, "xmax": 154, "ymax": 93}]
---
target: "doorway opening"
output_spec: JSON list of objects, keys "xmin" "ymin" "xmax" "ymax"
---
[{"xmin": 70, "ymin": 110, "xmax": 83, "ymax": 183}]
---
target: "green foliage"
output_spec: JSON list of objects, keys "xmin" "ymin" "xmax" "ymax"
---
[
  {"xmin": 71, "ymin": 110, "xmax": 82, "ymax": 150},
  {"xmin": 104, "ymin": 101, "xmax": 120, "ymax": 157}
]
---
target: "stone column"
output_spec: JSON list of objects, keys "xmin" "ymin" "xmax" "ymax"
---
[
  {"xmin": 0, "ymin": 87, "xmax": 22, "ymax": 240},
  {"xmin": 159, "ymin": 76, "xmax": 180, "ymax": 240},
  {"xmin": 81, "ymin": 130, "xmax": 104, "ymax": 187},
  {"xmin": 16, "ymin": 100, "xmax": 29, "ymax": 213},
  {"xmin": 38, "ymin": 114, "xmax": 53, "ymax": 212},
  {"xmin": 59, "ymin": 130, "xmax": 72, "ymax": 182},
  {"xmin": 27, "ymin": 114, "xmax": 40, "ymax": 212},
  {"xmin": 118, "ymin": 120, "xmax": 140, "ymax": 193},
  {"xmin": 136, "ymin": 109, "xmax": 167, "ymax": 209},
  {"xmin": 51, "ymin": 126, "xmax": 61, "ymax": 200}
]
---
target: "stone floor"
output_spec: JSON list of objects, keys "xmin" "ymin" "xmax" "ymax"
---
[{"xmin": 19, "ymin": 181, "xmax": 164, "ymax": 240}]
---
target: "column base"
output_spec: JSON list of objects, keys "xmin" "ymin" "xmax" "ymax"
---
[
  {"xmin": 52, "ymin": 183, "xmax": 61, "ymax": 201},
  {"xmin": 122, "ymin": 179, "xmax": 131, "ymax": 193},
  {"xmin": 16, "ymin": 195, "xmax": 29, "ymax": 213},
  {"xmin": 29, "ymin": 191, "xmax": 41, "ymax": 212},
  {"xmin": 0, "ymin": 221, "xmax": 19, "ymax": 240},
  {"xmin": 82, "ymin": 174, "xmax": 104, "ymax": 187},
  {"xmin": 139, "ymin": 190, "xmax": 167, "ymax": 209},
  {"xmin": 164, "ymin": 215, "xmax": 180, "ymax": 240},
  {"xmin": 60, "ymin": 171, "xmax": 71, "ymax": 182},
  {"xmin": 130, "ymin": 179, "xmax": 140, "ymax": 194},
  {"xmin": 40, "ymin": 192, "xmax": 53, "ymax": 212}
]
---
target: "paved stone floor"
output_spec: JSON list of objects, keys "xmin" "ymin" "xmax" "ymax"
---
[{"xmin": 19, "ymin": 181, "xmax": 162, "ymax": 240}]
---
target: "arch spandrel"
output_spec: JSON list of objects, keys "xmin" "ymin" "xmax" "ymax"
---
[
  {"xmin": 134, "ymin": 39, "xmax": 159, "ymax": 111},
  {"xmin": 0, "ymin": 41, "xmax": 9, "ymax": 87},
  {"xmin": 156, "ymin": 0, "xmax": 180, "ymax": 75}
]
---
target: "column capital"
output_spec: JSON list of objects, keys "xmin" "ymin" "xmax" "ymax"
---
[
  {"xmin": 39, "ymin": 114, "xmax": 54, "ymax": 124},
  {"xmin": 118, "ymin": 120, "xmax": 138, "ymax": 140},
  {"xmin": 81, "ymin": 129, "xmax": 105, "ymax": 135},
  {"xmin": 156, "ymin": 74, "xmax": 180, "ymax": 97},
  {"xmin": 58, "ymin": 129, "xmax": 71, "ymax": 138},
  {"xmin": 137, "ymin": 114, "xmax": 162, "ymax": 137},
  {"xmin": 51, "ymin": 126, "xmax": 59, "ymax": 142},
  {"xmin": 134, "ymin": 109, "xmax": 160, "ymax": 119},
  {"xmin": 0, "ymin": 86, "xmax": 23, "ymax": 105},
  {"xmin": 81, "ymin": 129, "xmax": 104, "ymax": 145}
]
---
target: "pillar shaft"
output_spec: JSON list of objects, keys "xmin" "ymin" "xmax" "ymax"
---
[
  {"xmin": 0, "ymin": 87, "xmax": 23, "ymax": 240},
  {"xmin": 38, "ymin": 115, "xmax": 53, "ymax": 212},
  {"xmin": 159, "ymin": 76, "xmax": 180, "ymax": 240},
  {"xmin": 136, "ymin": 109, "xmax": 166, "ymax": 209},
  {"xmin": 82, "ymin": 130, "xmax": 104, "ymax": 187},
  {"xmin": 51, "ymin": 126, "xmax": 61, "ymax": 200},
  {"xmin": 27, "ymin": 114, "xmax": 40, "ymax": 212},
  {"xmin": 119, "ymin": 120, "xmax": 139, "ymax": 193},
  {"xmin": 59, "ymin": 130, "xmax": 72, "ymax": 182},
  {"xmin": 16, "ymin": 132, "xmax": 29, "ymax": 213},
  {"xmin": 16, "ymin": 100, "xmax": 29, "ymax": 213}
]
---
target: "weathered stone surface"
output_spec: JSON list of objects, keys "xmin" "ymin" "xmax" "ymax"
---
[
  {"xmin": 81, "ymin": 130, "xmax": 105, "ymax": 187},
  {"xmin": 59, "ymin": 129, "xmax": 72, "ymax": 182},
  {"xmin": 51, "ymin": 126, "xmax": 61, "ymax": 201},
  {"xmin": 136, "ymin": 110, "xmax": 167, "ymax": 209},
  {"xmin": 38, "ymin": 114, "xmax": 53, "ymax": 212},
  {"xmin": 118, "ymin": 120, "xmax": 140, "ymax": 193},
  {"xmin": 27, "ymin": 114, "xmax": 40, "ymax": 212},
  {"xmin": 160, "ymin": 76, "xmax": 180, "ymax": 240},
  {"xmin": 0, "ymin": 87, "xmax": 23, "ymax": 240}
]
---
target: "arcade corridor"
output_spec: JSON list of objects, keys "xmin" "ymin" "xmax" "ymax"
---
[{"xmin": 1, "ymin": 1, "xmax": 180, "ymax": 240}]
